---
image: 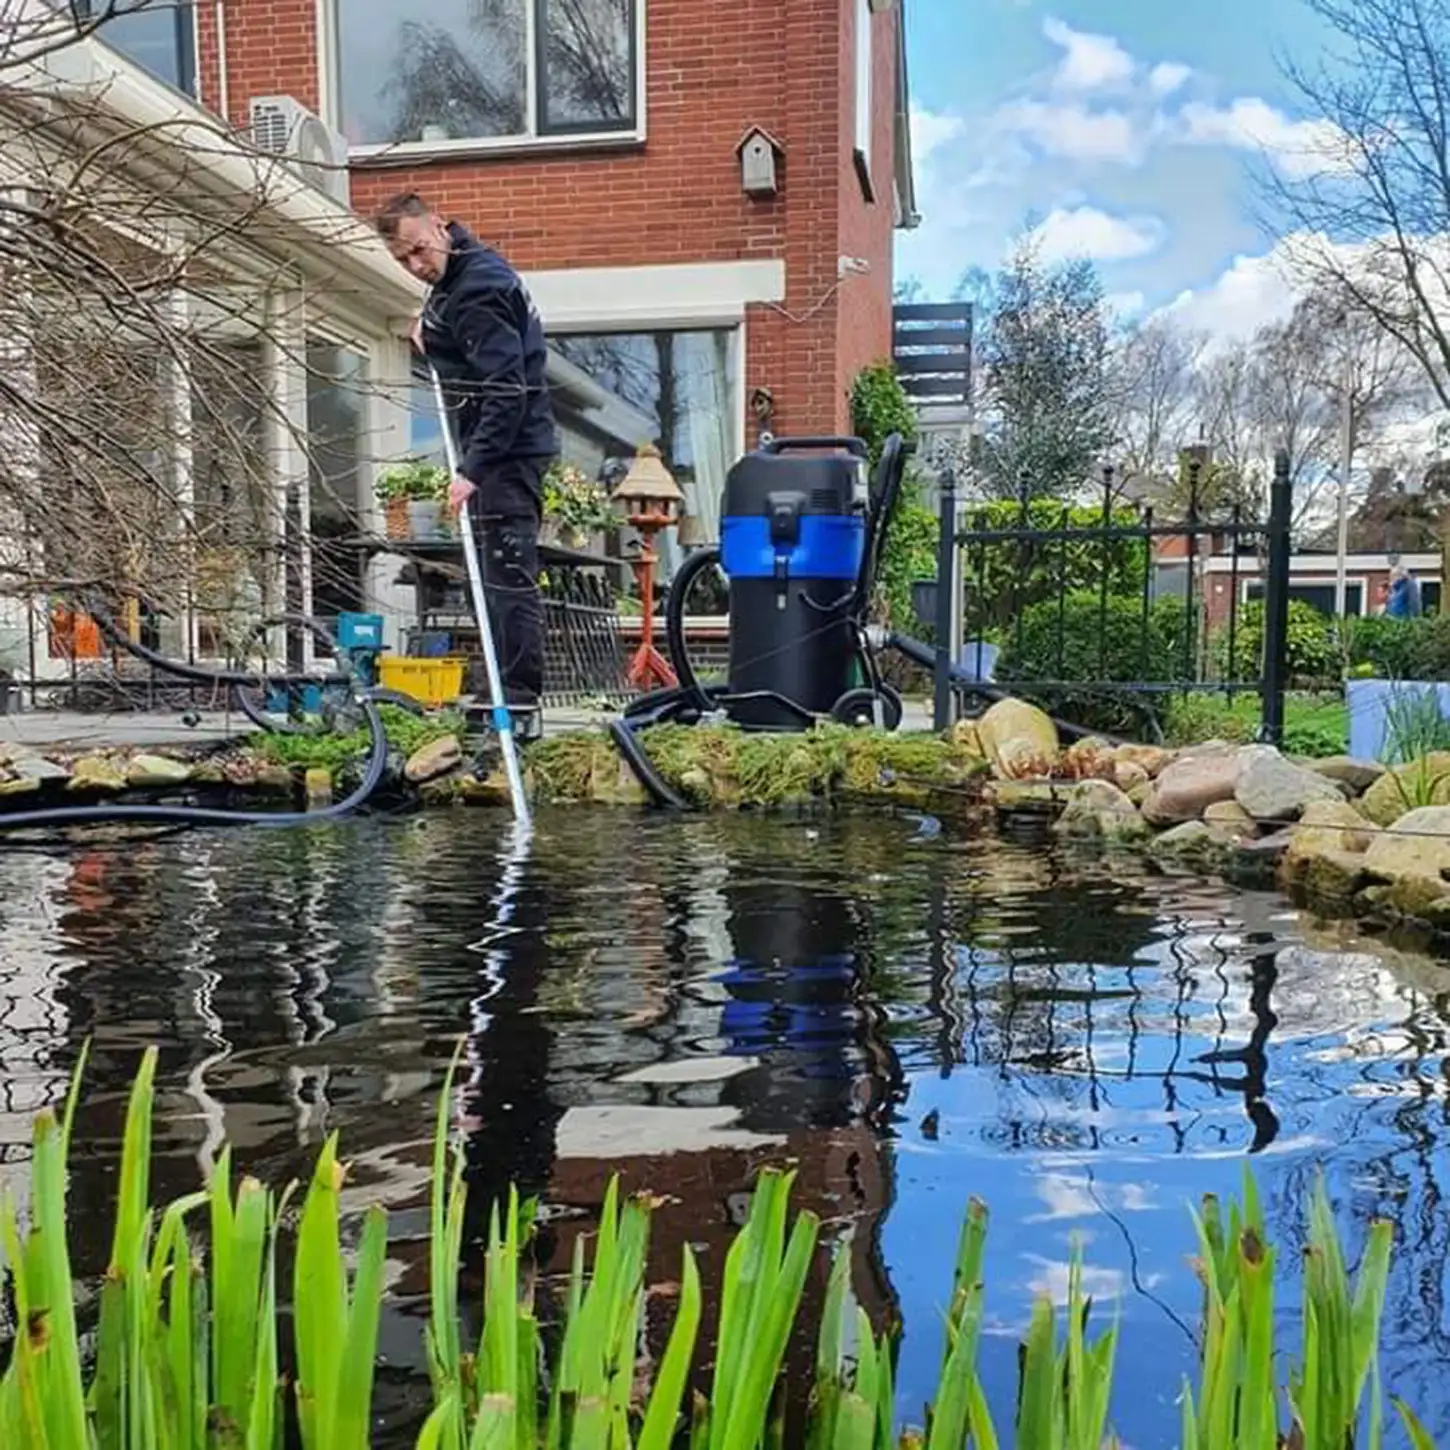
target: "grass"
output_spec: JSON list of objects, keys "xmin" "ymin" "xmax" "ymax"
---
[
  {"xmin": 0, "ymin": 1044, "xmax": 1441, "ymax": 1449},
  {"xmin": 1163, "ymin": 692, "xmax": 1349, "ymax": 758}
]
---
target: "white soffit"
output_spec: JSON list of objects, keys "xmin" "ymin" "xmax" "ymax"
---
[{"xmin": 522, "ymin": 258, "xmax": 787, "ymax": 330}]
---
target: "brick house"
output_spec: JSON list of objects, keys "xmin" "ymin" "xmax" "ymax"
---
[
  {"xmin": 6, "ymin": 0, "xmax": 917, "ymax": 680},
  {"xmin": 199, "ymin": 0, "xmax": 920, "ymax": 561}
]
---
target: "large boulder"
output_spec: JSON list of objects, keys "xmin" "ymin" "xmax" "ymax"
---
[
  {"xmin": 1363, "ymin": 804, "xmax": 1450, "ymax": 883},
  {"xmin": 405, "ymin": 734, "xmax": 464, "ymax": 784},
  {"xmin": 1062, "ymin": 737, "xmax": 1116, "ymax": 781},
  {"xmin": 1310, "ymin": 756, "xmax": 1385, "ymax": 795},
  {"xmin": 9, "ymin": 752, "xmax": 68, "ymax": 784},
  {"xmin": 1235, "ymin": 749, "xmax": 1343, "ymax": 825},
  {"xmin": 126, "ymin": 753, "xmax": 193, "ymax": 788},
  {"xmin": 1113, "ymin": 743, "xmax": 1173, "ymax": 779},
  {"xmin": 1203, "ymin": 800, "xmax": 1256, "ymax": 840},
  {"xmin": 1360, "ymin": 754, "xmax": 1450, "ymax": 827},
  {"xmin": 1142, "ymin": 746, "xmax": 1247, "ymax": 825},
  {"xmin": 1280, "ymin": 799, "xmax": 1376, "ymax": 901},
  {"xmin": 1149, "ymin": 820, "xmax": 1230, "ymax": 870},
  {"xmin": 975, "ymin": 699, "xmax": 1059, "ymax": 779},
  {"xmin": 1052, "ymin": 779, "xmax": 1148, "ymax": 844},
  {"xmin": 66, "ymin": 756, "xmax": 127, "ymax": 792},
  {"xmin": 1113, "ymin": 759, "xmax": 1150, "ymax": 793}
]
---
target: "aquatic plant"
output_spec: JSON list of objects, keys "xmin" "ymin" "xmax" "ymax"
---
[
  {"xmin": 0, "ymin": 1047, "xmax": 1442, "ymax": 1449},
  {"xmin": 525, "ymin": 722, "xmax": 988, "ymax": 812}
]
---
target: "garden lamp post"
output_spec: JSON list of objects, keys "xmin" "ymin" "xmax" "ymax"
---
[{"xmin": 613, "ymin": 444, "xmax": 684, "ymax": 691}]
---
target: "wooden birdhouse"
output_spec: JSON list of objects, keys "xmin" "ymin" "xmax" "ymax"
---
[{"xmin": 736, "ymin": 127, "xmax": 784, "ymax": 198}]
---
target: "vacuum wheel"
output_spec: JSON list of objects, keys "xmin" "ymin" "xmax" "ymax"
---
[{"xmin": 831, "ymin": 684, "xmax": 903, "ymax": 730}]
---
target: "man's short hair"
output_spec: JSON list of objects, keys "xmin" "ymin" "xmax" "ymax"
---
[{"xmin": 375, "ymin": 192, "xmax": 432, "ymax": 240}]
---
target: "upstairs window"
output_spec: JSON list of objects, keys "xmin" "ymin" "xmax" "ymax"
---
[
  {"xmin": 75, "ymin": 0, "xmax": 198, "ymax": 98},
  {"xmin": 332, "ymin": 0, "xmax": 639, "ymax": 151}
]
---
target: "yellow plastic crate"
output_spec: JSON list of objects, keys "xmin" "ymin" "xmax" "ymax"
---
[{"xmin": 378, "ymin": 655, "xmax": 467, "ymax": 708}]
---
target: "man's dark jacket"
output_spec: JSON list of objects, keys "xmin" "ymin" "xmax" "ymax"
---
[{"xmin": 421, "ymin": 222, "xmax": 558, "ymax": 503}]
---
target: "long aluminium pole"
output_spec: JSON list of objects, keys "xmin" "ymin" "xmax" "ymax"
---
[{"xmin": 427, "ymin": 363, "xmax": 531, "ymax": 830}]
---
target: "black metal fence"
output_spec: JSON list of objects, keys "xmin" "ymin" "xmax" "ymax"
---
[
  {"xmin": 537, "ymin": 548, "xmax": 632, "ymax": 707},
  {"xmin": 1, "ymin": 545, "xmax": 631, "ymax": 716},
  {"xmin": 930, "ymin": 449, "xmax": 1294, "ymax": 742}
]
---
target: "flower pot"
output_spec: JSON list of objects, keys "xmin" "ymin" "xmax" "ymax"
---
[
  {"xmin": 385, "ymin": 496, "xmax": 410, "ymax": 539},
  {"xmin": 408, "ymin": 499, "xmax": 442, "ymax": 540}
]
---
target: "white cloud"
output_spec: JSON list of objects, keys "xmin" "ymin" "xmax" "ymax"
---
[
  {"xmin": 1042, "ymin": 17, "xmax": 1135, "ymax": 92},
  {"xmin": 1027, "ymin": 205, "xmax": 1167, "ymax": 265},
  {"xmin": 1178, "ymin": 98, "xmax": 1352, "ymax": 179},
  {"xmin": 1156, "ymin": 247, "xmax": 1300, "ymax": 346},
  {"xmin": 1104, "ymin": 289, "xmax": 1148, "ymax": 321},
  {"xmin": 1149, "ymin": 61, "xmax": 1192, "ymax": 97},
  {"xmin": 993, "ymin": 98, "xmax": 1142, "ymax": 164},
  {"xmin": 910, "ymin": 105, "xmax": 965, "ymax": 169}
]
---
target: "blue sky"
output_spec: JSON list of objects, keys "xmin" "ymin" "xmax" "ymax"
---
[{"xmin": 898, "ymin": 0, "xmax": 1342, "ymax": 339}]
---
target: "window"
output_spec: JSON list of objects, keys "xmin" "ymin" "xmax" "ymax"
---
[
  {"xmin": 1246, "ymin": 581, "xmax": 1365, "ymax": 617},
  {"xmin": 77, "ymin": 0, "xmax": 198, "ymax": 97},
  {"xmin": 407, "ymin": 362, "xmax": 447, "ymax": 463},
  {"xmin": 191, "ymin": 339, "xmax": 271, "ymax": 659},
  {"xmin": 853, "ymin": 0, "xmax": 873, "ymax": 195},
  {"xmin": 550, "ymin": 328, "xmax": 738, "ymax": 580},
  {"xmin": 332, "ymin": 0, "xmax": 639, "ymax": 150},
  {"xmin": 306, "ymin": 342, "xmax": 370, "ymax": 624}
]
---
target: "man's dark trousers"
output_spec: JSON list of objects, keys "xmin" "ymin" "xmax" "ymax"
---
[{"xmin": 465, "ymin": 458, "xmax": 548, "ymax": 710}]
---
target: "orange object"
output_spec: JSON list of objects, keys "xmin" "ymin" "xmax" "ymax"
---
[{"xmin": 49, "ymin": 607, "xmax": 103, "ymax": 660}]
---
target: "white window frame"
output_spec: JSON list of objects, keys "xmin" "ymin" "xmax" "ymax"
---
[
  {"xmin": 75, "ymin": 0, "xmax": 202, "ymax": 101},
  {"xmin": 1239, "ymin": 575, "xmax": 1370, "ymax": 616},
  {"xmin": 854, "ymin": 0, "xmax": 873, "ymax": 198},
  {"xmin": 319, "ymin": 0, "xmax": 648, "ymax": 161}
]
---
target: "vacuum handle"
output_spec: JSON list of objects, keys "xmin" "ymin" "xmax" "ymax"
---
[{"xmin": 762, "ymin": 435, "xmax": 869, "ymax": 459}]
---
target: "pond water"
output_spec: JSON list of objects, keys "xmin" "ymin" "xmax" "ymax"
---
[{"xmin": 1, "ymin": 809, "xmax": 1449, "ymax": 1446}]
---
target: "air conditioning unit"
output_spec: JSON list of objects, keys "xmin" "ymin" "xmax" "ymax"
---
[{"xmin": 248, "ymin": 95, "xmax": 351, "ymax": 207}]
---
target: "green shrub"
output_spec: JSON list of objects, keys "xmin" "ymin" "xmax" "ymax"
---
[
  {"xmin": 1344, "ymin": 612, "xmax": 1450, "ymax": 680},
  {"xmin": 875, "ymin": 473, "xmax": 939, "ymax": 634},
  {"xmin": 1213, "ymin": 600, "xmax": 1339, "ymax": 684},
  {"xmin": 959, "ymin": 498, "xmax": 1151, "ymax": 637},
  {"xmin": 996, "ymin": 591, "xmax": 1188, "ymax": 733},
  {"xmin": 850, "ymin": 362, "xmax": 934, "ymax": 632},
  {"xmin": 849, "ymin": 360, "xmax": 918, "ymax": 467}
]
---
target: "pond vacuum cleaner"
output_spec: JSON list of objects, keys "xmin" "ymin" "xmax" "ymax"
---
[{"xmin": 610, "ymin": 431, "xmax": 916, "ymax": 808}]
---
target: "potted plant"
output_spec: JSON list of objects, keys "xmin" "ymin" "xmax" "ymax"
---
[
  {"xmin": 542, "ymin": 460, "xmax": 615, "ymax": 550},
  {"xmin": 377, "ymin": 460, "xmax": 449, "ymax": 540}
]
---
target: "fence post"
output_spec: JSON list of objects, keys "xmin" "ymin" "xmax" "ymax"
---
[
  {"xmin": 1261, "ymin": 449, "xmax": 1293, "ymax": 745},
  {"xmin": 933, "ymin": 468, "xmax": 957, "ymax": 732}
]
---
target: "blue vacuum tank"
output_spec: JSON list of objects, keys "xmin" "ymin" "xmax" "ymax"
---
[{"xmin": 717, "ymin": 436, "xmax": 869, "ymax": 731}]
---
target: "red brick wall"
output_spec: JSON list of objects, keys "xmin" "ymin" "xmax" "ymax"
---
[
  {"xmin": 199, "ymin": 0, "xmax": 898, "ymax": 441},
  {"xmin": 834, "ymin": 0, "xmax": 899, "ymax": 426}
]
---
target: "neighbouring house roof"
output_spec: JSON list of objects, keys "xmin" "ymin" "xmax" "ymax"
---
[
  {"xmin": 893, "ymin": 0, "xmax": 920, "ymax": 231},
  {"xmin": 1301, "ymin": 469, "xmax": 1447, "ymax": 556}
]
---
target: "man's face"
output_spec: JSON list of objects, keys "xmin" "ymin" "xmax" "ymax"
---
[{"xmin": 387, "ymin": 211, "xmax": 452, "ymax": 284}]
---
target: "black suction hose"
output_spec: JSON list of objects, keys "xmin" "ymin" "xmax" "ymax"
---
[
  {"xmin": 607, "ymin": 718, "xmax": 689, "ymax": 810},
  {"xmin": 610, "ymin": 546, "xmax": 731, "ymax": 809},
  {"xmin": 0, "ymin": 596, "xmax": 394, "ymax": 834},
  {"xmin": 0, "ymin": 694, "xmax": 391, "ymax": 831}
]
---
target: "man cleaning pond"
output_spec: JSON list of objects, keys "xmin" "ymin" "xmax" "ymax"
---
[{"xmin": 376, "ymin": 191, "xmax": 559, "ymax": 745}]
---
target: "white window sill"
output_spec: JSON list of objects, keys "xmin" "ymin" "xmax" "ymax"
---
[{"xmin": 349, "ymin": 129, "xmax": 646, "ymax": 167}]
